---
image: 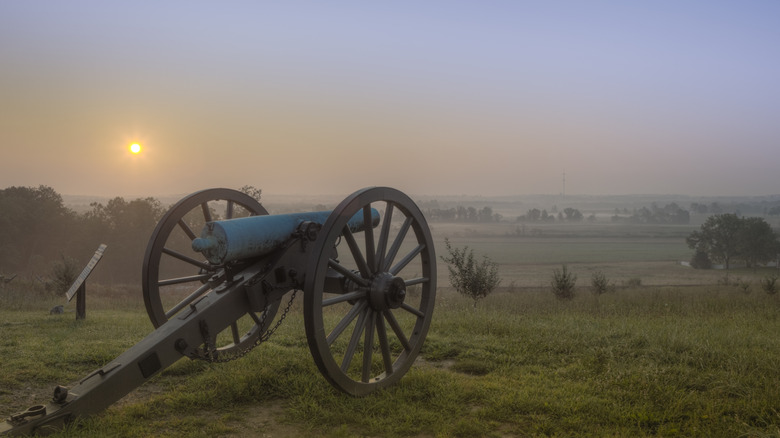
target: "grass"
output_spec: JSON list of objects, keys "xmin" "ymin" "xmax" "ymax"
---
[
  {"xmin": 3, "ymin": 282, "xmax": 780, "ymax": 437},
  {"xmin": 2, "ymin": 219, "xmax": 780, "ymax": 436}
]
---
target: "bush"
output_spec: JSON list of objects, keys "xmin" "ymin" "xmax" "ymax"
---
[
  {"xmin": 440, "ymin": 238, "xmax": 501, "ymax": 308},
  {"xmin": 50, "ymin": 255, "xmax": 79, "ymax": 296},
  {"xmin": 761, "ymin": 274, "xmax": 779, "ymax": 295},
  {"xmin": 590, "ymin": 270, "xmax": 615, "ymax": 295},
  {"xmin": 551, "ymin": 265, "xmax": 577, "ymax": 300}
]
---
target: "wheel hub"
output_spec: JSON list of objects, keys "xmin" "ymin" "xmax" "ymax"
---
[{"xmin": 368, "ymin": 272, "xmax": 406, "ymax": 310}]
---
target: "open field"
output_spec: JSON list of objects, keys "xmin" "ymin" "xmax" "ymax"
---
[
  {"xmin": 2, "ymin": 220, "xmax": 780, "ymax": 436},
  {"xmin": 3, "ymin": 284, "xmax": 780, "ymax": 437}
]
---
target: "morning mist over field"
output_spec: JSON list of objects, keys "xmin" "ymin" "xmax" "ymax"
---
[{"xmin": 1, "ymin": 1, "xmax": 779, "ymax": 198}]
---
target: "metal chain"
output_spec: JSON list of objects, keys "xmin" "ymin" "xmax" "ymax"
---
[{"xmin": 200, "ymin": 289, "xmax": 299, "ymax": 363}]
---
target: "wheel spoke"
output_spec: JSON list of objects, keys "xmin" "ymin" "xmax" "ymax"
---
[
  {"xmin": 390, "ymin": 244, "xmax": 425, "ymax": 276},
  {"xmin": 201, "ymin": 202, "xmax": 212, "ymax": 222},
  {"xmin": 162, "ymin": 247, "xmax": 212, "ymax": 271},
  {"xmin": 323, "ymin": 290, "xmax": 367, "ymax": 307},
  {"xmin": 341, "ymin": 227, "xmax": 371, "ymax": 278},
  {"xmin": 327, "ymin": 300, "xmax": 367, "ymax": 346},
  {"xmin": 404, "ymin": 277, "xmax": 429, "ymax": 287},
  {"xmin": 383, "ymin": 310, "xmax": 411, "ymax": 351},
  {"xmin": 341, "ymin": 306, "xmax": 370, "ymax": 372},
  {"xmin": 164, "ymin": 282, "xmax": 212, "ymax": 318},
  {"xmin": 382, "ymin": 217, "xmax": 412, "ymax": 272},
  {"xmin": 376, "ymin": 314, "xmax": 394, "ymax": 375},
  {"xmin": 363, "ymin": 205, "xmax": 376, "ymax": 273},
  {"xmin": 328, "ymin": 259, "xmax": 370, "ymax": 288},
  {"xmin": 157, "ymin": 273, "xmax": 211, "ymax": 286},
  {"xmin": 401, "ymin": 302, "xmax": 425, "ymax": 319},
  {"xmin": 375, "ymin": 203, "xmax": 394, "ymax": 272},
  {"xmin": 362, "ymin": 311, "xmax": 376, "ymax": 382},
  {"xmin": 177, "ymin": 219, "xmax": 197, "ymax": 241},
  {"xmin": 226, "ymin": 200, "xmax": 235, "ymax": 219}
]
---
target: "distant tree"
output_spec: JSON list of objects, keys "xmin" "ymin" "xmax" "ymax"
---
[
  {"xmin": 686, "ymin": 214, "xmax": 778, "ymax": 270},
  {"xmin": 690, "ymin": 202, "xmax": 709, "ymax": 215},
  {"xmin": 738, "ymin": 217, "xmax": 779, "ymax": 268},
  {"xmin": 441, "ymin": 238, "xmax": 501, "ymax": 308},
  {"xmin": 239, "ymin": 185, "xmax": 262, "ymax": 202},
  {"xmin": 85, "ymin": 196, "xmax": 164, "ymax": 283},
  {"xmin": 563, "ymin": 208, "xmax": 583, "ymax": 222},
  {"xmin": 525, "ymin": 208, "xmax": 541, "ymax": 222},
  {"xmin": 478, "ymin": 206, "xmax": 494, "ymax": 222},
  {"xmin": 0, "ymin": 185, "xmax": 75, "ymax": 273},
  {"xmin": 686, "ymin": 214, "xmax": 743, "ymax": 270}
]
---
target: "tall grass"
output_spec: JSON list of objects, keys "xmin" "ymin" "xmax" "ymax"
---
[{"xmin": 2, "ymin": 284, "xmax": 780, "ymax": 436}]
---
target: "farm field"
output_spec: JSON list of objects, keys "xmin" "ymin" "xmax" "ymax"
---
[{"xmin": 2, "ymin": 220, "xmax": 780, "ymax": 436}]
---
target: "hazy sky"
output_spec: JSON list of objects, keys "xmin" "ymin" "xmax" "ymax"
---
[{"xmin": 2, "ymin": 1, "xmax": 779, "ymax": 198}]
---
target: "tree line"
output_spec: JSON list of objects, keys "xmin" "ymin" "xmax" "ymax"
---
[
  {"xmin": 0, "ymin": 185, "xmax": 166, "ymax": 285},
  {"xmin": 422, "ymin": 205, "xmax": 502, "ymax": 223}
]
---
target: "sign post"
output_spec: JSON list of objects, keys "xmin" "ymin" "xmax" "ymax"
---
[{"xmin": 65, "ymin": 244, "xmax": 107, "ymax": 320}]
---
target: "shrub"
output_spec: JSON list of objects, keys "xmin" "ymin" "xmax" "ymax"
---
[
  {"xmin": 440, "ymin": 238, "xmax": 501, "ymax": 308},
  {"xmin": 761, "ymin": 274, "xmax": 779, "ymax": 295},
  {"xmin": 590, "ymin": 270, "xmax": 615, "ymax": 295},
  {"xmin": 551, "ymin": 265, "xmax": 577, "ymax": 300},
  {"xmin": 50, "ymin": 255, "xmax": 79, "ymax": 296}
]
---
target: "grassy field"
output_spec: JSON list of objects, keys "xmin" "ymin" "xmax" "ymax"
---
[{"xmin": 2, "ymin": 221, "xmax": 780, "ymax": 437}]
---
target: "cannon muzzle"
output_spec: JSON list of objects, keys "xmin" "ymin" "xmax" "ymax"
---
[{"xmin": 192, "ymin": 208, "xmax": 380, "ymax": 264}]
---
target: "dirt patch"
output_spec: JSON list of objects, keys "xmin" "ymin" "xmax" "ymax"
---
[{"xmin": 227, "ymin": 400, "xmax": 301, "ymax": 437}]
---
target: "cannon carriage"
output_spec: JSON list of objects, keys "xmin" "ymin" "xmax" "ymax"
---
[{"xmin": 2, "ymin": 187, "xmax": 436, "ymax": 435}]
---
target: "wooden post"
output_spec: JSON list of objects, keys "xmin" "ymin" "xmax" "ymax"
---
[
  {"xmin": 76, "ymin": 282, "xmax": 86, "ymax": 320},
  {"xmin": 66, "ymin": 244, "xmax": 107, "ymax": 320}
]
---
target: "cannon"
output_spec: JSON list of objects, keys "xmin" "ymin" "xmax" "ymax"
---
[{"xmin": 1, "ymin": 187, "xmax": 436, "ymax": 435}]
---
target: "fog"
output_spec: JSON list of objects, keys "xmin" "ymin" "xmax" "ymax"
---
[{"xmin": 2, "ymin": 2, "xmax": 779, "ymax": 198}]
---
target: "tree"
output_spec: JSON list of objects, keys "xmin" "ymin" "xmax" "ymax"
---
[
  {"xmin": 738, "ymin": 217, "xmax": 779, "ymax": 268},
  {"xmin": 240, "ymin": 185, "xmax": 262, "ymax": 202},
  {"xmin": 551, "ymin": 265, "xmax": 577, "ymax": 300},
  {"xmin": 441, "ymin": 238, "xmax": 501, "ymax": 308},
  {"xmin": 686, "ymin": 214, "xmax": 779, "ymax": 270},
  {"xmin": 563, "ymin": 208, "xmax": 583, "ymax": 222},
  {"xmin": 686, "ymin": 214, "xmax": 743, "ymax": 270},
  {"xmin": 0, "ymin": 185, "xmax": 75, "ymax": 273},
  {"xmin": 84, "ymin": 196, "xmax": 164, "ymax": 283}
]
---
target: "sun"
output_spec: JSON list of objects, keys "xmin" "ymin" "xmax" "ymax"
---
[{"xmin": 129, "ymin": 143, "xmax": 142, "ymax": 154}]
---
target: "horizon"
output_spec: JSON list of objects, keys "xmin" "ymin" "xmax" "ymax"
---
[{"xmin": 2, "ymin": 2, "xmax": 779, "ymax": 198}]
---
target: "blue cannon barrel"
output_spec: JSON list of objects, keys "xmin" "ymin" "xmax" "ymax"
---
[{"xmin": 192, "ymin": 209, "xmax": 380, "ymax": 265}]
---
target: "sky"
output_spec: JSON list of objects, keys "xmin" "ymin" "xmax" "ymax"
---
[{"xmin": 1, "ymin": 1, "xmax": 779, "ymax": 198}]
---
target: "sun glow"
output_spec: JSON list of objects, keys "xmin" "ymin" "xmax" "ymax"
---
[{"xmin": 130, "ymin": 143, "xmax": 142, "ymax": 154}]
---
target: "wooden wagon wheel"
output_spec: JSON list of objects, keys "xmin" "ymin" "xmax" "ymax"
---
[
  {"xmin": 142, "ymin": 188, "xmax": 280, "ymax": 358},
  {"xmin": 304, "ymin": 187, "xmax": 436, "ymax": 395}
]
